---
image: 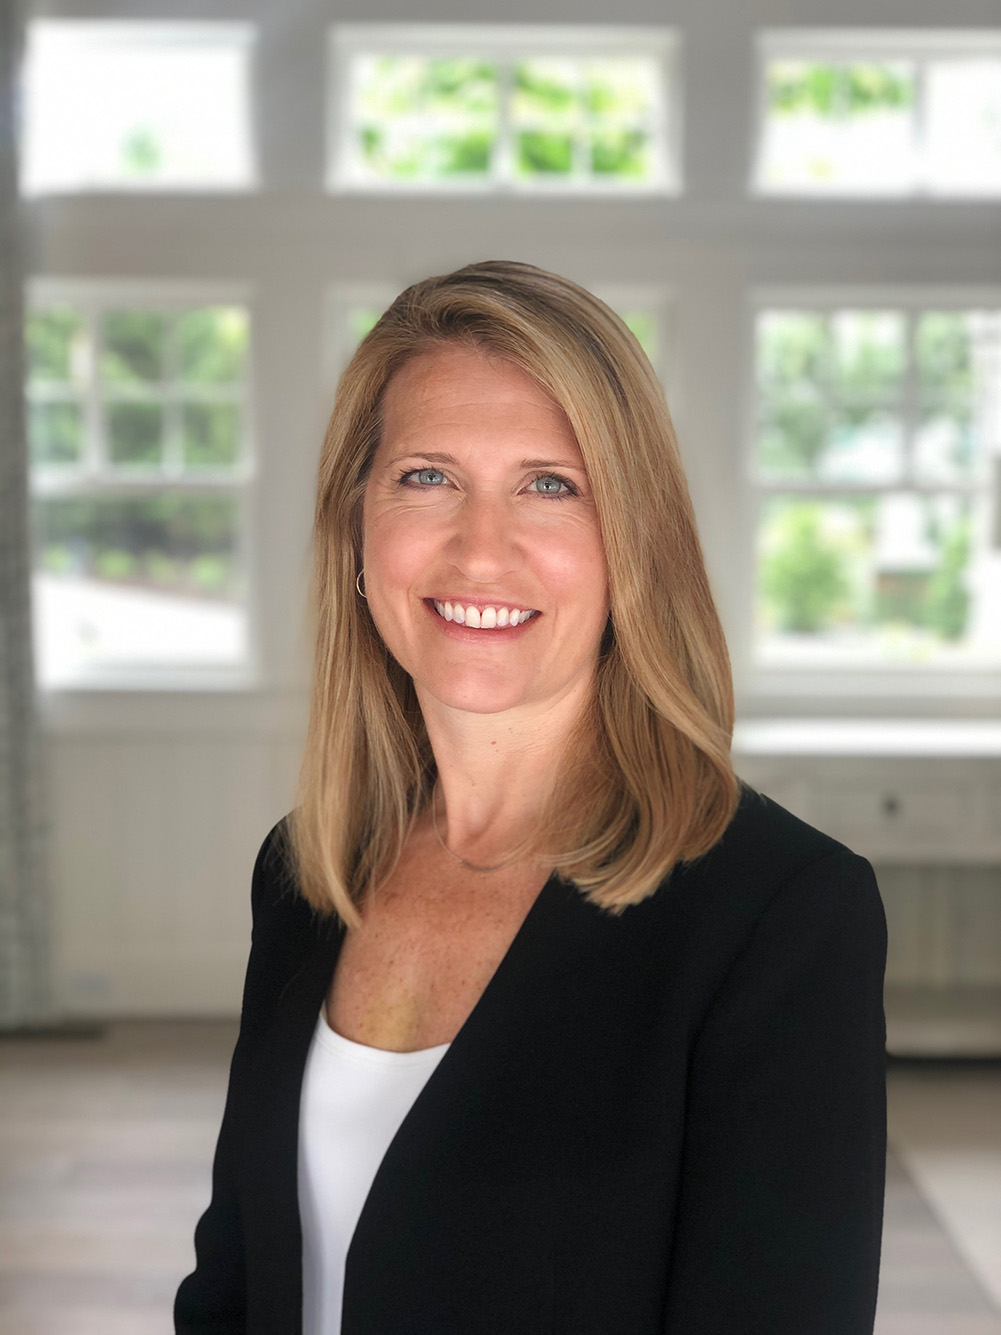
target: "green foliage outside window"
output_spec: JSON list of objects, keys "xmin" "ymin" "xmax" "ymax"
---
[
  {"xmin": 178, "ymin": 307, "xmax": 248, "ymax": 383},
  {"xmin": 102, "ymin": 311, "xmax": 166, "ymax": 383},
  {"xmin": 107, "ymin": 402, "xmax": 163, "ymax": 465},
  {"xmin": 352, "ymin": 51, "xmax": 659, "ymax": 184},
  {"xmin": 29, "ymin": 403, "xmax": 82, "ymax": 466},
  {"xmin": 760, "ymin": 503, "xmax": 853, "ymax": 633},
  {"xmin": 26, "ymin": 307, "xmax": 83, "ymax": 381},
  {"xmin": 121, "ymin": 126, "xmax": 164, "ymax": 176},
  {"xmin": 182, "ymin": 403, "xmax": 240, "ymax": 467},
  {"xmin": 33, "ymin": 492, "xmax": 241, "ymax": 599},
  {"xmin": 767, "ymin": 62, "xmax": 915, "ymax": 117},
  {"xmin": 517, "ymin": 130, "xmax": 573, "ymax": 175}
]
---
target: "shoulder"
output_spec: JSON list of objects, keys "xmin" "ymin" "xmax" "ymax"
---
[
  {"xmin": 654, "ymin": 780, "xmax": 886, "ymax": 984},
  {"xmin": 248, "ymin": 811, "xmax": 322, "ymax": 937},
  {"xmin": 704, "ymin": 779, "xmax": 856, "ymax": 878},
  {"xmin": 685, "ymin": 779, "xmax": 876, "ymax": 909}
]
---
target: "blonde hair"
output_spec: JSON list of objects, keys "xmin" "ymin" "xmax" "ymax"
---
[{"xmin": 280, "ymin": 260, "xmax": 742, "ymax": 929}]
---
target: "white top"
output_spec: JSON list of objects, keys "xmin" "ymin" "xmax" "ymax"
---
[{"xmin": 297, "ymin": 1003, "xmax": 451, "ymax": 1335}]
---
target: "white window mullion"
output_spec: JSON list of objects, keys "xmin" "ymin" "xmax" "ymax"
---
[
  {"xmin": 912, "ymin": 56, "xmax": 930, "ymax": 196},
  {"xmin": 85, "ymin": 294, "xmax": 104, "ymax": 479},
  {"xmin": 163, "ymin": 309, "xmax": 182, "ymax": 481}
]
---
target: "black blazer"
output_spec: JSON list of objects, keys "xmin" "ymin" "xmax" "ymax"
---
[{"xmin": 174, "ymin": 781, "xmax": 888, "ymax": 1335}]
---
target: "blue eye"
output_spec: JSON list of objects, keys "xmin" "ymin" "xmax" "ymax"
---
[{"xmin": 395, "ymin": 468, "xmax": 578, "ymax": 500}]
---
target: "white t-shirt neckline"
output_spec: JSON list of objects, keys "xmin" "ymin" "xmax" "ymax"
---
[{"xmin": 315, "ymin": 1005, "xmax": 452, "ymax": 1066}]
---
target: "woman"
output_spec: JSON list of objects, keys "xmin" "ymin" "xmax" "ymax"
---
[{"xmin": 174, "ymin": 260, "xmax": 887, "ymax": 1335}]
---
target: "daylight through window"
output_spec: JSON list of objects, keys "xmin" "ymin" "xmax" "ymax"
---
[
  {"xmin": 330, "ymin": 26, "xmax": 677, "ymax": 192},
  {"xmin": 25, "ymin": 287, "xmax": 254, "ymax": 684},
  {"xmin": 752, "ymin": 300, "xmax": 1001, "ymax": 669},
  {"xmin": 754, "ymin": 30, "xmax": 1001, "ymax": 197},
  {"xmin": 21, "ymin": 21, "xmax": 255, "ymax": 194}
]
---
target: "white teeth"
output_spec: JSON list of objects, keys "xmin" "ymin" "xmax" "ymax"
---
[{"xmin": 433, "ymin": 600, "xmax": 538, "ymax": 629}]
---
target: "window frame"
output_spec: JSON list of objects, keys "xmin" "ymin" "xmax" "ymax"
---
[
  {"xmin": 326, "ymin": 23, "xmax": 682, "ymax": 196},
  {"xmin": 25, "ymin": 276, "xmax": 261, "ymax": 692},
  {"xmin": 738, "ymin": 281, "xmax": 1001, "ymax": 708},
  {"xmin": 750, "ymin": 27, "xmax": 1001, "ymax": 200}
]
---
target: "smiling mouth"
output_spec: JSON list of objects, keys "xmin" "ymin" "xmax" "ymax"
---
[{"xmin": 425, "ymin": 598, "xmax": 540, "ymax": 629}]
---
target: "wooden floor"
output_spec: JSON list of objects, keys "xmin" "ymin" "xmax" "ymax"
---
[{"xmin": 1, "ymin": 1022, "xmax": 999, "ymax": 1335}]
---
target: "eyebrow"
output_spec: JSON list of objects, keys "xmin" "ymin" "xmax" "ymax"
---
[{"xmin": 388, "ymin": 451, "xmax": 585, "ymax": 472}]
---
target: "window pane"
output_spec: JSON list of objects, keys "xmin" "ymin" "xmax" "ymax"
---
[
  {"xmin": 589, "ymin": 129, "xmax": 650, "ymax": 178},
  {"xmin": 759, "ymin": 59, "xmax": 917, "ymax": 192},
  {"xmin": 758, "ymin": 392, "xmax": 829, "ymax": 477},
  {"xmin": 620, "ymin": 310, "xmax": 657, "ymax": 362},
  {"xmin": 512, "ymin": 59, "xmax": 578, "ymax": 123},
  {"xmin": 29, "ymin": 402, "xmax": 84, "ymax": 465},
  {"xmin": 22, "ymin": 21, "xmax": 254, "ymax": 193},
  {"xmin": 914, "ymin": 311, "xmax": 1000, "ymax": 484},
  {"xmin": 582, "ymin": 58, "xmax": 657, "ymax": 120},
  {"xmin": 107, "ymin": 402, "xmax": 163, "ymax": 465},
  {"xmin": 178, "ymin": 307, "xmax": 249, "ymax": 383},
  {"xmin": 424, "ymin": 57, "xmax": 499, "ymax": 116},
  {"xmin": 182, "ymin": 403, "xmax": 241, "ymax": 467},
  {"xmin": 830, "ymin": 311, "xmax": 906, "ymax": 401},
  {"xmin": 30, "ymin": 492, "xmax": 247, "ymax": 681},
  {"xmin": 757, "ymin": 311, "xmax": 830, "ymax": 392},
  {"xmin": 755, "ymin": 491, "xmax": 997, "ymax": 665},
  {"xmin": 757, "ymin": 311, "xmax": 907, "ymax": 482},
  {"xmin": 359, "ymin": 124, "xmax": 493, "ymax": 180},
  {"xmin": 26, "ymin": 307, "xmax": 86, "ymax": 383},
  {"xmin": 516, "ymin": 129, "xmax": 574, "ymax": 175},
  {"xmin": 925, "ymin": 59, "xmax": 1001, "ymax": 194},
  {"xmin": 352, "ymin": 53, "xmax": 498, "ymax": 182},
  {"xmin": 101, "ymin": 311, "xmax": 166, "ymax": 383}
]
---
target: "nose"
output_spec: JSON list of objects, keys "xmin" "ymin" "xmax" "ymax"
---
[{"xmin": 447, "ymin": 490, "xmax": 522, "ymax": 582}]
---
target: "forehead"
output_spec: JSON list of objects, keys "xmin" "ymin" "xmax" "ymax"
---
[{"xmin": 378, "ymin": 345, "xmax": 580, "ymax": 453}]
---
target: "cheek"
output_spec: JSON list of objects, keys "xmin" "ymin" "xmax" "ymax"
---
[{"xmin": 540, "ymin": 532, "xmax": 609, "ymax": 606}]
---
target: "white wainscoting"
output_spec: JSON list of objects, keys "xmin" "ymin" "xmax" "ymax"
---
[
  {"xmin": 39, "ymin": 707, "xmax": 1001, "ymax": 1057},
  {"xmin": 43, "ymin": 692, "xmax": 306, "ymax": 1018}
]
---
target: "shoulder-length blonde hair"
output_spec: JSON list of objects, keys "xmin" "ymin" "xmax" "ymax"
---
[{"xmin": 279, "ymin": 259, "xmax": 743, "ymax": 929}]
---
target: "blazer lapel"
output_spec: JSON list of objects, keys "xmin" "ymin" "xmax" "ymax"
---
[
  {"xmin": 341, "ymin": 869, "xmax": 590, "ymax": 1332},
  {"xmin": 237, "ymin": 867, "xmax": 585, "ymax": 1333},
  {"xmin": 235, "ymin": 909, "xmax": 344, "ymax": 1332}
]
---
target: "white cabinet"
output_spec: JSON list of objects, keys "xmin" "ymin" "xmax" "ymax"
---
[{"xmin": 732, "ymin": 722, "xmax": 1001, "ymax": 865}]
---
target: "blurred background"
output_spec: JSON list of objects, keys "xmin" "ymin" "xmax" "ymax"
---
[{"xmin": 0, "ymin": 0, "xmax": 999, "ymax": 1331}]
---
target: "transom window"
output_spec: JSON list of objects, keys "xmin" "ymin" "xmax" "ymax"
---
[
  {"xmin": 25, "ymin": 283, "xmax": 255, "ymax": 685},
  {"xmin": 753, "ymin": 29, "xmax": 1001, "ymax": 197},
  {"xmin": 328, "ymin": 25, "xmax": 678, "ymax": 193},
  {"xmin": 750, "ymin": 292, "xmax": 1001, "ymax": 671},
  {"xmin": 21, "ymin": 21, "xmax": 255, "ymax": 194}
]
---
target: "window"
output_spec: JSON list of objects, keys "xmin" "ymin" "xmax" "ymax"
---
[
  {"xmin": 21, "ymin": 21, "xmax": 255, "ymax": 194},
  {"xmin": 328, "ymin": 25, "xmax": 679, "ymax": 193},
  {"xmin": 25, "ymin": 283, "xmax": 255, "ymax": 686},
  {"xmin": 753, "ymin": 29, "xmax": 1001, "ymax": 197},
  {"xmin": 749, "ymin": 291, "xmax": 1001, "ymax": 673}
]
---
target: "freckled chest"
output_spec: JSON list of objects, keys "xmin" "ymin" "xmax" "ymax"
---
[{"xmin": 324, "ymin": 838, "xmax": 551, "ymax": 1053}]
